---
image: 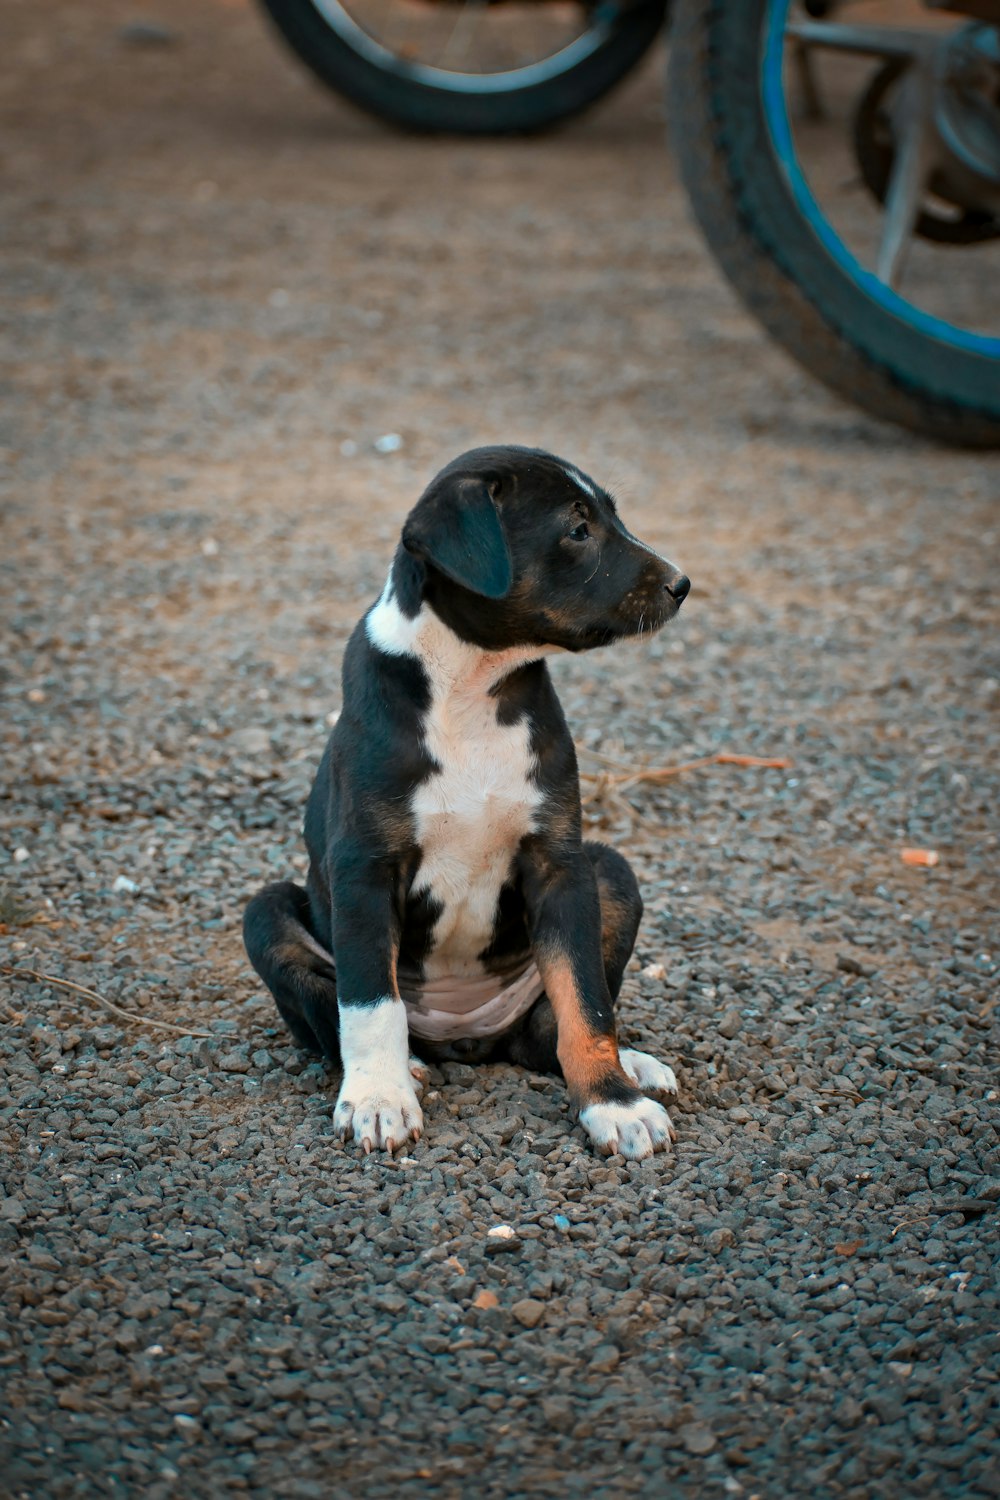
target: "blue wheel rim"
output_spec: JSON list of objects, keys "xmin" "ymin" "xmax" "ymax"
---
[{"xmin": 761, "ymin": 0, "xmax": 1000, "ymax": 358}]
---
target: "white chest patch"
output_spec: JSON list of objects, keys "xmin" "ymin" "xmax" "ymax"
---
[
  {"xmin": 411, "ymin": 676, "xmax": 539, "ymax": 978},
  {"xmin": 367, "ymin": 579, "xmax": 544, "ymax": 980}
]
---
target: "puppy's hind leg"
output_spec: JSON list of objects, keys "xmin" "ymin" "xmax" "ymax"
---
[{"xmin": 243, "ymin": 881, "xmax": 341, "ymax": 1061}]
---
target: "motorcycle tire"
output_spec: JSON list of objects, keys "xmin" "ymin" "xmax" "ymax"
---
[
  {"xmin": 667, "ymin": 0, "xmax": 1000, "ymax": 448},
  {"xmin": 259, "ymin": 0, "xmax": 668, "ymax": 135}
]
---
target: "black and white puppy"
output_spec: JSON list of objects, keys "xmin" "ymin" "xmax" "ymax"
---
[{"xmin": 244, "ymin": 446, "xmax": 691, "ymax": 1160}]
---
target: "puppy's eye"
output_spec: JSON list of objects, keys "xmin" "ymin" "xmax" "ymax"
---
[{"xmin": 569, "ymin": 522, "xmax": 590, "ymax": 542}]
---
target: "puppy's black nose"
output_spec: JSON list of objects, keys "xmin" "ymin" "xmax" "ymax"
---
[{"xmin": 666, "ymin": 573, "xmax": 691, "ymax": 603}]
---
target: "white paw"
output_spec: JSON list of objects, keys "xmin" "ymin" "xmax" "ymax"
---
[
  {"xmin": 619, "ymin": 1048, "xmax": 678, "ymax": 1097},
  {"xmin": 580, "ymin": 1097, "xmax": 676, "ymax": 1160},
  {"xmin": 408, "ymin": 1054, "xmax": 430, "ymax": 1095},
  {"xmin": 334, "ymin": 1073, "xmax": 423, "ymax": 1154},
  {"xmin": 335, "ymin": 999, "xmax": 423, "ymax": 1153}
]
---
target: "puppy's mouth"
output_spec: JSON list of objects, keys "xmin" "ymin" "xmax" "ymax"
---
[
  {"xmin": 616, "ymin": 581, "xmax": 691, "ymax": 637},
  {"xmin": 571, "ymin": 603, "xmax": 677, "ymax": 652}
]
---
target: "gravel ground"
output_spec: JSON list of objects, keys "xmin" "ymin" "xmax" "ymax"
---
[{"xmin": 2, "ymin": 2, "xmax": 999, "ymax": 1496}]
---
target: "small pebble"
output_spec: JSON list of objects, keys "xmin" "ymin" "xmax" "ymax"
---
[
  {"xmin": 118, "ymin": 21, "xmax": 177, "ymax": 46},
  {"xmin": 680, "ymin": 1423, "xmax": 717, "ymax": 1456},
  {"xmin": 510, "ymin": 1299, "xmax": 545, "ymax": 1329}
]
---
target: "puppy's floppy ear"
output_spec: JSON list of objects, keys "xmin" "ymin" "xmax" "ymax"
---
[{"xmin": 402, "ymin": 477, "xmax": 512, "ymax": 600}]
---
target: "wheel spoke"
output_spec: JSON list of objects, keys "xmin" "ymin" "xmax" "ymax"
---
[
  {"xmin": 785, "ymin": 21, "xmax": 937, "ymax": 63},
  {"xmin": 792, "ymin": 37, "xmax": 825, "ymax": 119},
  {"xmin": 876, "ymin": 66, "xmax": 937, "ymax": 288},
  {"xmin": 439, "ymin": 0, "xmax": 491, "ymax": 70}
]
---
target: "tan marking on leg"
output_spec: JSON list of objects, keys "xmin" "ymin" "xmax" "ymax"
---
[
  {"xmin": 540, "ymin": 955, "xmax": 631, "ymax": 1106},
  {"xmin": 597, "ymin": 888, "xmax": 630, "ymax": 971}
]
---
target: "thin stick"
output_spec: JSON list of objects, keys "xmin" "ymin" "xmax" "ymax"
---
[
  {"xmin": 890, "ymin": 1218, "xmax": 929, "ymax": 1238},
  {"xmin": 1, "ymin": 967, "xmax": 215, "ymax": 1039},
  {"xmin": 580, "ymin": 751, "xmax": 793, "ymax": 792},
  {"xmin": 577, "ymin": 745, "xmax": 648, "ymax": 773},
  {"xmin": 715, "ymin": 754, "xmax": 793, "ymax": 768}
]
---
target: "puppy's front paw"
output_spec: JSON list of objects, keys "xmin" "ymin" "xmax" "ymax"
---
[
  {"xmin": 334, "ymin": 1073, "xmax": 423, "ymax": 1154},
  {"xmin": 580, "ymin": 1096, "xmax": 675, "ymax": 1160},
  {"xmin": 619, "ymin": 1048, "xmax": 678, "ymax": 1098}
]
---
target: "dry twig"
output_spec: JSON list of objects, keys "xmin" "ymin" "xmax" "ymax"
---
[
  {"xmin": 578, "ymin": 747, "xmax": 792, "ymax": 805},
  {"xmin": 1, "ymin": 966, "xmax": 215, "ymax": 1038},
  {"xmin": 890, "ymin": 1218, "xmax": 930, "ymax": 1239}
]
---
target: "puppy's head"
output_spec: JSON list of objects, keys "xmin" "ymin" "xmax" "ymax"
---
[{"xmin": 401, "ymin": 445, "xmax": 689, "ymax": 653}]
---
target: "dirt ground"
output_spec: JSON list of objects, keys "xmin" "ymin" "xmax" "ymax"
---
[{"xmin": 1, "ymin": 2, "xmax": 998, "ymax": 1497}]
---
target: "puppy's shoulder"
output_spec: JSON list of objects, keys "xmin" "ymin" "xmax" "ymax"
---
[{"xmin": 340, "ymin": 613, "xmax": 431, "ymax": 722}]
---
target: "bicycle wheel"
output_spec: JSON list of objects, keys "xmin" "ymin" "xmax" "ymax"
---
[
  {"xmin": 260, "ymin": 0, "xmax": 667, "ymax": 133},
  {"xmin": 667, "ymin": 0, "xmax": 1000, "ymax": 447}
]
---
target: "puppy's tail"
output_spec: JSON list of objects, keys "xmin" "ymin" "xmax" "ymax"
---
[{"xmin": 243, "ymin": 881, "xmax": 340, "ymax": 1058}]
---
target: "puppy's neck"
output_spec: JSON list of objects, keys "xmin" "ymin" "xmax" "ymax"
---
[{"xmin": 366, "ymin": 562, "xmax": 547, "ymax": 695}]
